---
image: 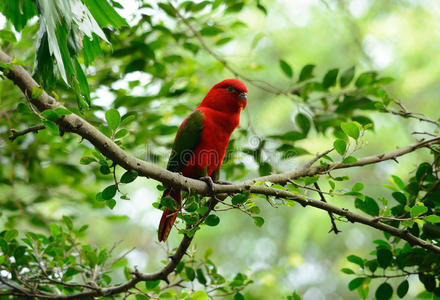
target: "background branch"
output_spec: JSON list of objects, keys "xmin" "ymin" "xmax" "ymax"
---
[{"xmin": 9, "ymin": 124, "xmax": 45, "ymax": 141}]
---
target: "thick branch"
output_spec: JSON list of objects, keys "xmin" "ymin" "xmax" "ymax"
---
[{"xmin": 2, "ymin": 49, "xmax": 440, "ymax": 257}]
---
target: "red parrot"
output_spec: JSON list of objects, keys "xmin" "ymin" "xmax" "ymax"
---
[{"xmin": 158, "ymin": 79, "xmax": 248, "ymax": 242}]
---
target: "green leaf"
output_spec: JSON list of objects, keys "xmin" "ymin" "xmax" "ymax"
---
[
  {"xmin": 392, "ymin": 192, "xmax": 406, "ymax": 205},
  {"xmin": 188, "ymin": 290, "xmax": 209, "ymax": 300},
  {"xmin": 80, "ymin": 156, "xmax": 97, "ymax": 165},
  {"xmin": 375, "ymin": 282, "xmax": 393, "ymax": 300},
  {"xmin": 0, "ymin": 61, "xmax": 12, "ymax": 71},
  {"xmin": 197, "ymin": 206, "xmax": 209, "ymax": 216},
  {"xmin": 54, "ymin": 24, "xmax": 75, "ymax": 87},
  {"xmin": 0, "ymin": 1, "xmax": 37, "ymax": 31},
  {"xmin": 295, "ymin": 113, "xmax": 311, "ymax": 135},
  {"xmin": 419, "ymin": 274, "xmax": 436, "ymax": 292},
  {"xmin": 343, "ymin": 156, "xmax": 357, "ymax": 163},
  {"xmin": 200, "ymin": 26, "xmax": 223, "ymax": 36},
  {"xmin": 205, "ymin": 214, "xmax": 220, "ymax": 226},
  {"xmin": 115, "ymin": 129, "xmax": 129, "ymax": 139},
  {"xmin": 355, "ymin": 197, "xmax": 380, "ymax": 216},
  {"xmin": 54, "ymin": 108, "xmax": 72, "ymax": 116},
  {"xmin": 196, "ymin": 268, "xmax": 207, "ymax": 285},
  {"xmin": 96, "ymin": 192, "xmax": 105, "ymax": 202},
  {"xmin": 355, "ymin": 72, "xmax": 376, "ymax": 88},
  {"xmin": 271, "ymin": 131, "xmax": 305, "ymax": 142},
  {"xmin": 183, "ymin": 214, "xmax": 199, "ymax": 225},
  {"xmin": 341, "ymin": 268, "xmax": 355, "ymax": 274},
  {"xmin": 259, "ymin": 162, "xmax": 272, "ymax": 176},
  {"xmin": 397, "ymin": 280, "xmax": 409, "ymax": 298},
  {"xmin": 225, "ymin": 2, "xmax": 244, "ymax": 13},
  {"xmin": 347, "ymin": 255, "xmax": 364, "ymax": 267},
  {"xmin": 340, "ymin": 66, "xmax": 355, "ymax": 88},
  {"xmin": 120, "ymin": 170, "xmax": 138, "ymax": 183},
  {"xmin": 253, "ymin": 216, "xmax": 264, "ymax": 227},
  {"xmin": 62, "ymin": 216, "xmax": 73, "ymax": 230},
  {"xmin": 231, "ymin": 194, "xmax": 247, "ymax": 205},
  {"xmin": 216, "ymin": 37, "xmax": 233, "ymax": 46},
  {"xmin": 42, "ymin": 110, "xmax": 59, "ymax": 122},
  {"xmin": 287, "ymin": 292, "xmax": 301, "ymax": 300},
  {"xmin": 4, "ymin": 230, "xmax": 18, "ymax": 241},
  {"xmin": 31, "ymin": 86, "xmax": 43, "ymax": 99},
  {"xmin": 322, "ymin": 68, "xmax": 339, "ymax": 89},
  {"xmin": 106, "ymin": 199, "xmax": 116, "ymax": 209},
  {"xmin": 424, "ymin": 215, "xmax": 440, "ymax": 223},
  {"xmin": 334, "ymin": 139, "xmax": 347, "ymax": 156},
  {"xmin": 184, "ymin": 201, "xmax": 198, "ymax": 213},
  {"xmin": 145, "ymin": 280, "xmax": 160, "ymax": 290},
  {"xmin": 279, "ymin": 59, "xmax": 293, "ymax": 78},
  {"xmin": 102, "ymin": 185, "xmax": 117, "ymax": 200},
  {"xmin": 121, "ymin": 114, "xmax": 136, "ymax": 126},
  {"xmin": 352, "ymin": 183, "xmax": 364, "ymax": 192},
  {"xmin": 185, "ymin": 267, "xmax": 195, "ymax": 281},
  {"xmin": 105, "ymin": 109, "xmax": 121, "ymax": 130},
  {"xmin": 82, "ymin": 34, "xmax": 104, "ymax": 66},
  {"xmin": 49, "ymin": 223, "xmax": 59, "ymax": 237},
  {"xmin": 391, "ymin": 175, "xmax": 405, "ymax": 190},
  {"xmin": 376, "ymin": 248, "xmax": 393, "ymax": 269},
  {"xmin": 83, "ymin": 0, "xmax": 128, "ymax": 29},
  {"xmin": 410, "ymin": 205, "xmax": 428, "ymax": 217},
  {"xmin": 348, "ymin": 277, "xmax": 364, "ymax": 291},
  {"xmin": 233, "ymin": 293, "xmax": 245, "ymax": 300},
  {"xmin": 341, "ymin": 122, "xmax": 360, "ymax": 139},
  {"xmin": 73, "ymin": 58, "xmax": 91, "ymax": 105},
  {"xmin": 43, "ymin": 121, "xmax": 59, "ymax": 135},
  {"xmin": 161, "ymin": 196, "xmax": 178, "ymax": 211},
  {"xmin": 100, "ymin": 165, "xmax": 111, "ymax": 175},
  {"xmin": 298, "ymin": 64, "xmax": 315, "ymax": 82}
]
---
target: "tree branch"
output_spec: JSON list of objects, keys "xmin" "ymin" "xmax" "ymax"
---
[
  {"xmin": 9, "ymin": 124, "xmax": 45, "ymax": 141},
  {"xmin": 2, "ymin": 47, "xmax": 440, "ymax": 300},
  {"xmin": 314, "ymin": 182, "xmax": 341, "ymax": 234},
  {"xmin": 167, "ymin": 1, "xmax": 298, "ymax": 98},
  {"xmin": 1, "ymin": 49, "xmax": 440, "ymax": 257}
]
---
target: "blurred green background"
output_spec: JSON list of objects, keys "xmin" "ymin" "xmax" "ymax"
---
[{"xmin": 1, "ymin": 0, "xmax": 440, "ymax": 299}]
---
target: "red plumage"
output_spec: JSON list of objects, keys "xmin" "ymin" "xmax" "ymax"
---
[{"xmin": 158, "ymin": 79, "xmax": 248, "ymax": 242}]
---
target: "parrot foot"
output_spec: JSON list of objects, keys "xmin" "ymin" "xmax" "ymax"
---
[{"xmin": 200, "ymin": 176, "xmax": 215, "ymax": 194}]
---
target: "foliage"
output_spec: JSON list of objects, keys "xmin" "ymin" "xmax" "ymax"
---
[{"xmin": 0, "ymin": 0, "xmax": 440, "ymax": 299}]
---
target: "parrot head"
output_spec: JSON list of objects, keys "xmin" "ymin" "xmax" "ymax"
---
[{"xmin": 200, "ymin": 79, "xmax": 248, "ymax": 113}]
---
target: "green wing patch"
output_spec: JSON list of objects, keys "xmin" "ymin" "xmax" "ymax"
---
[{"xmin": 167, "ymin": 109, "xmax": 204, "ymax": 173}]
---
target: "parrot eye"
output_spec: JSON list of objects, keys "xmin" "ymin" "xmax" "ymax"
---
[{"xmin": 226, "ymin": 86, "xmax": 236, "ymax": 93}]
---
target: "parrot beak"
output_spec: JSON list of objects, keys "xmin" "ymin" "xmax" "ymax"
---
[{"xmin": 238, "ymin": 92, "xmax": 247, "ymax": 109}]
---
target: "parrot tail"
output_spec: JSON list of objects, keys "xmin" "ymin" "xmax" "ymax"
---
[{"xmin": 158, "ymin": 188, "xmax": 181, "ymax": 242}]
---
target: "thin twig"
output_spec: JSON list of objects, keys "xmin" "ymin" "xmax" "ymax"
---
[
  {"xmin": 314, "ymin": 182, "xmax": 341, "ymax": 234},
  {"xmin": 387, "ymin": 100, "xmax": 440, "ymax": 128},
  {"xmin": 304, "ymin": 148, "xmax": 334, "ymax": 169},
  {"xmin": 167, "ymin": 1, "xmax": 299, "ymax": 98},
  {"xmin": 9, "ymin": 124, "xmax": 45, "ymax": 141}
]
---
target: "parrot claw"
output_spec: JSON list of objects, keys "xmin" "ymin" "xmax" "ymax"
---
[{"xmin": 200, "ymin": 176, "xmax": 215, "ymax": 194}]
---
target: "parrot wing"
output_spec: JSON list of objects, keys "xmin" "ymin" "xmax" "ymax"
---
[
  {"xmin": 166, "ymin": 109, "xmax": 204, "ymax": 173},
  {"xmin": 158, "ymin": 109, "xmax": 204, "ymax": 242}
]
